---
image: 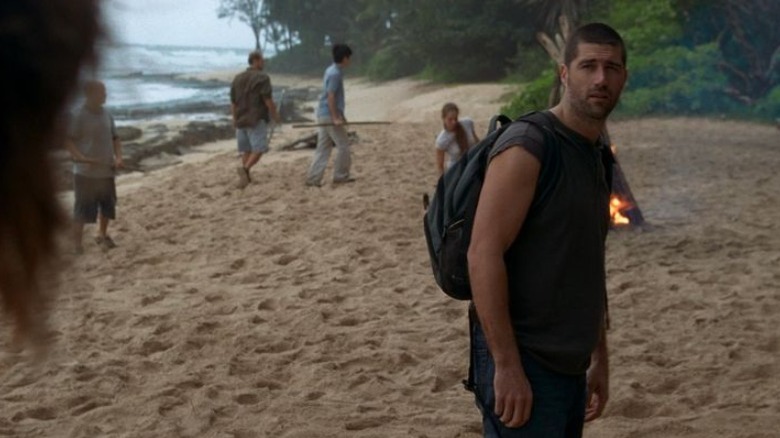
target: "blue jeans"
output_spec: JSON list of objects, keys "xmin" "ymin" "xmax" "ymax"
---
[{"xmin": 472, "ymin": 322, "xmax": 587, "ymax": 438}]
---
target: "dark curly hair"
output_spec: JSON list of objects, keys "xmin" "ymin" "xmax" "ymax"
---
[{"xmin": 0, "ymin": 0, "xmax": 102, "ymax": 345}]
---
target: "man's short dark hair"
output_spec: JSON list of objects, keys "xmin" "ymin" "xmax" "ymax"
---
[
  {"xmin": 564, "ymin": 23, "xmax": 626, "ymax": 67},
  {"xmin": 332, "ymin": 44, "xmax": 352, "ymax": 63},
  {"xmin": 247, "ymin": 50, "xmax": 263, "ymax": 65}
]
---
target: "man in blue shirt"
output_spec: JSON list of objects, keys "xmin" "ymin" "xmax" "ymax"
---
[{"xmin": 306, "ymin": 44, "xmax": 353, "ymax": 187}]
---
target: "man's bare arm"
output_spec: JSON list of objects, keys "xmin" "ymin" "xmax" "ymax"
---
[
  {"xmin": 327, "ymin": 92, "xmax": 343, "ymax": 125},
  {"xmin": 64, "ymin": 139, "xmax": 91, "ymax": 163},
  {"xmin": 585, "ymin": 323, "xmax": 609, "ymax": 421},
  {"xmin": 113, "ymin": 137, "xmax": 123, "ymax": 168},
  {"xmin": 263, "ymin": 97, "xmax": 281, "ymax": 124},
  {"xmin": 468, "ymin": 145, "xmax": 541, "ymax": 428},
  {"xmin": 435, "ymin": 149, "xmax": 446, "ymax": 175}
]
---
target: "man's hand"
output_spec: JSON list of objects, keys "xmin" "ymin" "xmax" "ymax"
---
[
  {"xmin": 494, "ymin": 364, "xmax": 533, "ymax": 428},
  {"xmin": 114, "ymin": 156, "xmax": 124, "ymax": 169},
  {"xmin": 332, "ymin": 116, "xmax": 345, "ymax": 126},
  {"xmin": 74, "ymin": 152, "xmax": 92, "ymax": 163},
  {"xmin": 585, "ymin": 358, "xmax": 609, "ymax": 421}
]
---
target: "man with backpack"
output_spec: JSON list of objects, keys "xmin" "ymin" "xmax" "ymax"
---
[{"xmin": 466, "ymin": 23, "xmax": 627, "ymax": 436}]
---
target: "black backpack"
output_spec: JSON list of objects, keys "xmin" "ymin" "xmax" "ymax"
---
[
  {"xmin": 423, "ymin": 111, "xmax": 564, "ymax": 300},
  {"xmin": 424, "ymin": 112, "xmax": 616, "ymax": 410}
]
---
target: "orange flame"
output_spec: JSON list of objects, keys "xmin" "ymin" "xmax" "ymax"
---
[{"xmin": 610, "ymin": 196, "xmax": 631, "ymax": 226}]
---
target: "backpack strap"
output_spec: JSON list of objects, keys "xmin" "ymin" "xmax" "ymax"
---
[
  {"xmin": 508, "ymin": 111, "xmax": 561, "ymax": 212},
  {"xmin": 488, "ymin": 114, "xmax": 513, "ymax": 134}
]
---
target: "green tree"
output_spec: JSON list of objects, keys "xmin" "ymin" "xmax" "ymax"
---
[
  {"xmin": 217, "ymin": 0, "xmax": 266, "ymax": 50},
  {"xmin": 515, "ymin": 0, "xmax": 597, "ymax": 34},
  {"xmin": 675, "ymin": 0, "xmax": 780, "ymax": 104}
]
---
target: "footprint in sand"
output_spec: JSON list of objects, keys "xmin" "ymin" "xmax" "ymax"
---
[
  {"xmin": 306, "ymin": 391, "xmax": 325, "ymax": 401},
  {"xmin": 205, "ymin": 292, "xmax": 224, "ymax": 303},
  {"xmin": 235, "ymin": 393, "xmax": 260, "ymax": 405},
  {"xmin": 256, "ymin": 298, "xmax": 277, "ymax": 311},
  {"xmin": 195, "ymin": 321, "xmax": 220, "ymax": 333},
  {"xmin": 140, "ymin": 293, "xmax": 165, "ymax": 306},
  {"xmin": 253, "ymin": 378, "xmax": 282, "ymax": 391},
  {"xmin": 337, "ymin": 316, "xmax": 362, "ymax": 327},
  {"xmin": 137, "ymin": 340, "xmax": 173, "ymax": 356},
  {"xmin": 275, "ymin": 254, "xmax": 298, "ymax": 266},
  {"xmin": 355, "ymin": 246, "xmax": 379, "ymax": 257},
  {"xmin": 609, "ymin": 398, "xmax": 660, "ymax": 419},
  {"xmin": 344, "ymin": 416, "xmax": 395, "ymax": 431},
  {"xmin": 250, "ymin": 315, "xmax": 267, "ymax": 325},
  {"xmin": 12, "ymin": 406, "xmax": 57, "ymax": 422},
  {"xmin": 73, "ymin": 401, "xmax": 108, "ymax": 417}
]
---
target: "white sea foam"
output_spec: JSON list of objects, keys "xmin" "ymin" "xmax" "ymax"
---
[{"xmin": 93, "ymin": 44, "xmax": 256, "ymax": 118}]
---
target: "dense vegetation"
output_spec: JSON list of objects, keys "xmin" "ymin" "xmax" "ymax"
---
[{"xmin": 219, "ymin": 0, "xmax": 780, "ymax": 120}]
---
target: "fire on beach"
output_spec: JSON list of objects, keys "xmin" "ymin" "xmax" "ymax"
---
[
  {"xmin": 609, "ymin": 143, "xmax": 645, "ymax": 228},
  {"xmin": 610, "ymin": 195, "xmax": 632, "ymax": 226}
]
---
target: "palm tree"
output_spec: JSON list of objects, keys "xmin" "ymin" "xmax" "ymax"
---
[
  {"xmin": 217, "ymin": 0, "xmax": 267, "ymax": 51},
  {"xmin": 516, "ymin": 0, "xmax": 595, "ymax": 35},
  {"xmin": 516, "ymin": 0, "xmax": 598, "ymax": 104}
]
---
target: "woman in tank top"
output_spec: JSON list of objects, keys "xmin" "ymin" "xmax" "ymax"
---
[{"xmin": 435, "ymin": 102, "xmax": 480, "ymax": 175}]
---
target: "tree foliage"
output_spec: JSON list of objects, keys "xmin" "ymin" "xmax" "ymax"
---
[
  {"xmin": 217, "ymin": 0, "xmax": 779, "ymax": 118},
  {"xmin": 675, "ymin": 0, "xmax": 780, "ymax": 104},
  {"xmin": 504, "ymin": 0, "xmax": 778, "ymax": 118},
  {"xmin": 217, "ymin": 0, "xmax": 266, "ymax": 50}
]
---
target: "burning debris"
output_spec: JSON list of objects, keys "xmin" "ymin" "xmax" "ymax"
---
[
  {"xmin": 609, "ymin": 144, "xmax": 645, "ymax": 228},
  {"xmin": 610, "ymin": 196, "xmax": 631, "ymax": 226}
]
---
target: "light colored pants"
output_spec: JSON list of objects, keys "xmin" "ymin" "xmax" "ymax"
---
[{"xmin": 306, "ymin": 117, "xmax": 351, "ymax": 184}]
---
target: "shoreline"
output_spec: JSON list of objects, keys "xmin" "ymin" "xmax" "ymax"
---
[{"xmin": 56, "ymin": 75, "xmax": 514, "ymax": 191}]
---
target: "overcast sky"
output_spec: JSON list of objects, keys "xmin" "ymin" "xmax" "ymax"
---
[{"xmin": 105, "ymin": 0, "xmax": 256, "ymax": 48}]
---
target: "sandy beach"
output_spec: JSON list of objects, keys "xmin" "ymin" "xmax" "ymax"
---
[{"xmin": 1, "ymin": 78, "xmax": 778, "ymax": 437}]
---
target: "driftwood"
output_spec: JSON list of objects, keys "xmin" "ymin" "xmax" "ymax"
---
[
  {"xmin": 291, "ymin": 121, "xmax": 392, "ymax": 129},
  {"xmin": 277, "ymin": 131, "xmax": 361, "ymax": 151},
  {"xmin": 279, "ymin": 133, "xmax": 317, "ymax": 151},
  {"xmin": 537, "ymin": 15, "xmax": 573, "ymax": 106}
]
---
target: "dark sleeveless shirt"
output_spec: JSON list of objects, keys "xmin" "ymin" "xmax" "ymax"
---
[{"xmin": 488, "ymin": 111, "xmax": 610, "ymax": 375}]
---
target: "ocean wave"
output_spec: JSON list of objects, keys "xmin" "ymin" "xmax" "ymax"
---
[{"xmin": 99, "ymin": 44, "xmax": 246, "ymax": 77}]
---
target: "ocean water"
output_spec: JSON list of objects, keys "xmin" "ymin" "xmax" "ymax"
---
[{"xmin": 95, "ymin": 44, "xmax": 250, "ymax": 122}]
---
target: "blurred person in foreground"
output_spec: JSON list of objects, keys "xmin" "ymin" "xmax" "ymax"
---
[
  {"xmin": 65, "ymin": 80, "xmax": 123, "ymax": 253},
  {"xmin": 468, "ymin": 23, "xmax": 628, "ymax": 437},
  {"xmin": 0, "ymin": 0, "xmax": 102, "ymax": 346},
  {"xmin": 230, "ymin": 50, "xmax": 281, "ymax": 189}
]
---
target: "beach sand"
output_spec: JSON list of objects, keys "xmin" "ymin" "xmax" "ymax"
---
[{"xmin": 1, "ymin": 79, "xmax": 778, "ymax": 437}]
